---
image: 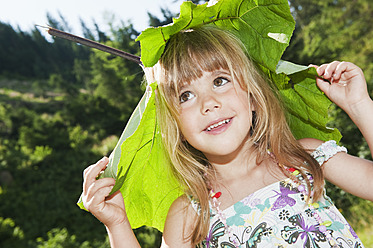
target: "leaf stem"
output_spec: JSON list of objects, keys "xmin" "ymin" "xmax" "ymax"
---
[{"xmin": 37, "ymin": 25, "xmax": 142, "ymax": 66}]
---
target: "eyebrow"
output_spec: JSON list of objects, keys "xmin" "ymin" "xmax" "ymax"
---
[
  {"xmin": 178, "ymin": 83, "xmax": 190, "ymax": 93},
  {"xmin": 211, "ymin": 69, "xmax": 231, "ymax": 77},
  {"xmin": 178, "ymin": 69, "xmax": 232, "ymax": 92}
]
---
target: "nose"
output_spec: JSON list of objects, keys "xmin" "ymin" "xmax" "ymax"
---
[{"xmin": 200, "ymin": 93, "xmax": 221, "ymax": 114}]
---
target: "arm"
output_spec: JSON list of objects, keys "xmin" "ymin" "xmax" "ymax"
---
[
  {"xmin": 304, "ymin": 61, "xmax": 373, "ymax": 201},
  {"xmin": 161, "ymin": 195, "xmax": 196, "ymax": 248},
  {"xmin": 82, "ymin": 158, "xmax": 196, "ymax": 248},
  {"xmin": 82, "ymin": 157, "xmax": 140, "ymax": 248},
  {"xmin": 300, "ymin": 138, "xmax": 373, "ymax": 201}
]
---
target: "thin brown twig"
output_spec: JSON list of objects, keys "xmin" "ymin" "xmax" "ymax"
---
[{"xmin": 37, "ymin": 25, "xmax": 143, "ymax": 66}]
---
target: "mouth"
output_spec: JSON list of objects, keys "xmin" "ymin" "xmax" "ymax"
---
[{"xmin": 205, "ymin": 118, "xmax": 232, "ymax": 132}]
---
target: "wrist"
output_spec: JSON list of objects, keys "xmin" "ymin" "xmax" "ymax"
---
[
  {"xmin": 105, "ymin": 217, "xmax": 131, "ymax": 233},
  {"xmin": 105, "ymin": 219, "xmax": 141, "ymax": 248},
  {"xmin": 347, "ymin": 97, "xmax": 373, "ymax": 120}
]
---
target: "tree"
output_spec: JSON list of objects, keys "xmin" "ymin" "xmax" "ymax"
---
[
  {"xmin": 88, "ymin": 21, "xmax": 144, "ymax": 118},
  {"xmin": 285, "ymin": 0, "xmax": 373, "ymax": 81}
]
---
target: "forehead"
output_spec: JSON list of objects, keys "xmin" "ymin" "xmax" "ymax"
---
[
  {"xmin": 178, "ymin": 69, "xmax": 232, "ymax": 88},
  {"xmin": 168, "ymin": 53, "xmax": 231, "ymax": 95}
]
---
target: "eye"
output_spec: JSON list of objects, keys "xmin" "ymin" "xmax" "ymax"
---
[
  {"xmin": 179, "ymin": 91, "xmax": 195, "ymax": 103},
  {"xmin": 213, "ymin": 77, "xmax": 230, "ymax": 88}
]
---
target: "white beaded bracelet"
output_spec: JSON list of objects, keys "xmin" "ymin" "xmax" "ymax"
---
[{"xmin": 311, "ymin": 140, "xmax": 347, "ymax": 166}]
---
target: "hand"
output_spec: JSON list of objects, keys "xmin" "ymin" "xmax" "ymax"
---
[
  {"xmin": 82, "ymin": 157, "xmax": 127, "ymax": 228},
  {"xmin": 310, "ymin": 61, "xmax": 369, "ymax": 114}
]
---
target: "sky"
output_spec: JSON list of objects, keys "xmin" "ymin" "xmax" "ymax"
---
[{"xmin": 0, "ymin": 0, "xmax": 181, "ymax": 35}]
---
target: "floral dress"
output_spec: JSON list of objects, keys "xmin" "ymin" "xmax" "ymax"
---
[{"xmin": 194, "ymin": 141, "xmax": 364, "ymax": 248}]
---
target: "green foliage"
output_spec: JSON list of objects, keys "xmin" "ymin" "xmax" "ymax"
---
[
  {"xmin": 0, "ymin": 11, "xmax": 153, "ymax": 248},
  {"xmin": 35, "ymin": 228, "xmax": 110, "ymax": 248},
  {"xmin": 0, "ymin": 217, "xmax": 26, "ymax": 247},
  {"xmin": 0, "ymin": 21, "xmax": 90, "ymax": 81},
  {"xmin": 356, "ymin": 227, "xmax": 373, "ymax": 247},
  {"xmin": 134, "ymin": 226, "xmax": 162, "ymax": 248},
  {"xmin": 88, "ymin": 22, "xmax": 144, "ymax": 115},
  {"xmin": 0, "ymin": 104, "xmax": 12, "ymax": 135},
  {"xmin": 36, "ymin": 228, "xmax": 87, "ymax": 248}
]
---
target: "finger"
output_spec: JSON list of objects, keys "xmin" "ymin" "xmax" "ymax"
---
[
  {"xmin": 83, "ymin": 157, "xmax": 108, "ymax": 179},
  {"xmin": 83, "ymin": 177, "xmax": 115, "ymax": 206},
  {"xmin": 321, "ymin": 61, "xmax": 341, "ymax": 80},
  {"xmin": 105, "ymin": 189, "xmax": 123, "ymax": 202},
  {"xmin": 315, "ymin": 64, "xmax": 327, "ymax": 77},
  {"xmin": 308, "ymin": 64, "xmax": 318, "ymax": 69},
  {"xmin": 315, "ymin": 76, "xmax": 331, "ymax": 95},
  {"xmin": 84, "ymin": 183, "xmax": 114, "ymax": 212},
  {"xmin": 86, "ymin": 177, "xmax": 116, "ymax": 199},
  {"xmin": 332, "ymin": 61, "xmax": 352, "ymax": 82},
  {"xmin": 83, "ymin": 157, "xmax": 109, "ymax": 194}
]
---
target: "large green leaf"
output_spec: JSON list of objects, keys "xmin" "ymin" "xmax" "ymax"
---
[
  {"xmin": 112, "ymin": 83, "xmax": 182, "ymax": 231},
  {"xmin": 136, "ymin": 0, "xmax": 295, "ymax": 71},
  {"xmin": 78, "ymin": 84, "xmax": 183, "ymax": 231},
  {"xmin": 272, "ymin": 60, "xmax": 341, "ymax": 141}
]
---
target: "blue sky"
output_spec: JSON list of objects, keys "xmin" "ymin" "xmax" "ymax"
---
[{"xmin": 0, "ymin": 0, "xmax": 181, "ymax": 35}]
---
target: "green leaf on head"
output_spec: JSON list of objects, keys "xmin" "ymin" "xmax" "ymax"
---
[{"xmin": 136, "ymin": 0, "xmax": 295, "ymax": 71}]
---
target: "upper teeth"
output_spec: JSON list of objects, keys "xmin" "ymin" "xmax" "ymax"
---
[{"xmin": 206, "ymin": 119, "xmax": 231, "ymax": 131}]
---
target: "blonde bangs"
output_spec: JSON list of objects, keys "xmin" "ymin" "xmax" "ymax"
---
[{"xmin": 166, "ymin": 34, "xmax": 229, "ymax": 83}]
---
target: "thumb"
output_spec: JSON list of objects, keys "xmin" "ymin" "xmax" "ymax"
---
[{"xmin": 316, "ymin": 77, "xmax": 330, "ymax": 96}]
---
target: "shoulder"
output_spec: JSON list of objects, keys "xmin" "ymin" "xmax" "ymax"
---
[
  {"xmin": 167, "ymin": 195, "xmax": 196, "ymax": 216},
  {"xmin": 162, "ymin": 195, "xmax": 196, "ymax": 247},
  {"xmin": 298, "ymin": 137, "xmax": 324, "ymax": 151}
]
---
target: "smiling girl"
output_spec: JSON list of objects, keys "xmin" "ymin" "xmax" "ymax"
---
[{"xmin": 82, "ymin": 26, "xmax": 372, "ymax": 247}]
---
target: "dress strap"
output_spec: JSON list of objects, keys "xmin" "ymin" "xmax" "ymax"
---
[
  {"xmin": 311, "ymin": 140, "xmax": 347, "ymax": 166},
  {"xmin": 188, "ymin": 195, "xmax": 201, "ymax": 215}
]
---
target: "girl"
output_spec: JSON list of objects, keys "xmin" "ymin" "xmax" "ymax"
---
[{"xmin": 82, "ymin": 26, "xmax": 373, "ymax": 247}]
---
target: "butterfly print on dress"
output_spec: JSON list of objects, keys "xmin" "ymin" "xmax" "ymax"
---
[
  {"xmin": 271, "ymin": 182, "xmax": 300, "ymax": 211},
  {"xmin": 205, "ymin": 219, "xmax": 225, "ymax": 248},
  {"xmin": 281, "ymin": 214, "xmax": 329, "ymax": 248}
]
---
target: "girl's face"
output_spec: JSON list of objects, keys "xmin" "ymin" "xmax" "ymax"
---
[{"xmin": 177, "ymin": 69, "xmax": 254, "ymax": 164}]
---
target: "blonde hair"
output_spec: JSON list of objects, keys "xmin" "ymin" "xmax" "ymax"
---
[{"xmin": 147, "ymin": 26, "xmax": 324, "ymax": 245}]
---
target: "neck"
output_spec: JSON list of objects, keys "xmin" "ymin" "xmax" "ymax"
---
[
  {"xmin": 207, "ymin": 151, "xmax": 284, "ymax": 210},
  {"xmin": 206, "ymin": 142, "xmax": 258, "ymax": 181}
]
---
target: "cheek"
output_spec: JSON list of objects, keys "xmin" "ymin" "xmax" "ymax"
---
[
  {"xmin": 235, "ymin": 91, "xmax": 251, "ymax": 111},
  {"xmin": 177, "ymin": 109, "xmax": 194, "ymax": 137},
  {"xmin": 177, "ymin": 110, "xmax": 203, "ymax": 148}
]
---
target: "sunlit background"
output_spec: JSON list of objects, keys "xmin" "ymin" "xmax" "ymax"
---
[
  {"xmin": 0, "ymin": 0, "xmax": 372, "ymax": 247},
  {"xmin": 0, "ymin": 0, "xmax": 180, "ymax": 34}
]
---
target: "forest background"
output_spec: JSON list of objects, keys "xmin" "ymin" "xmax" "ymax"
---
[{"xmin": 1, "ymin": 0, "xmax": 373, "ymax": 247}]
